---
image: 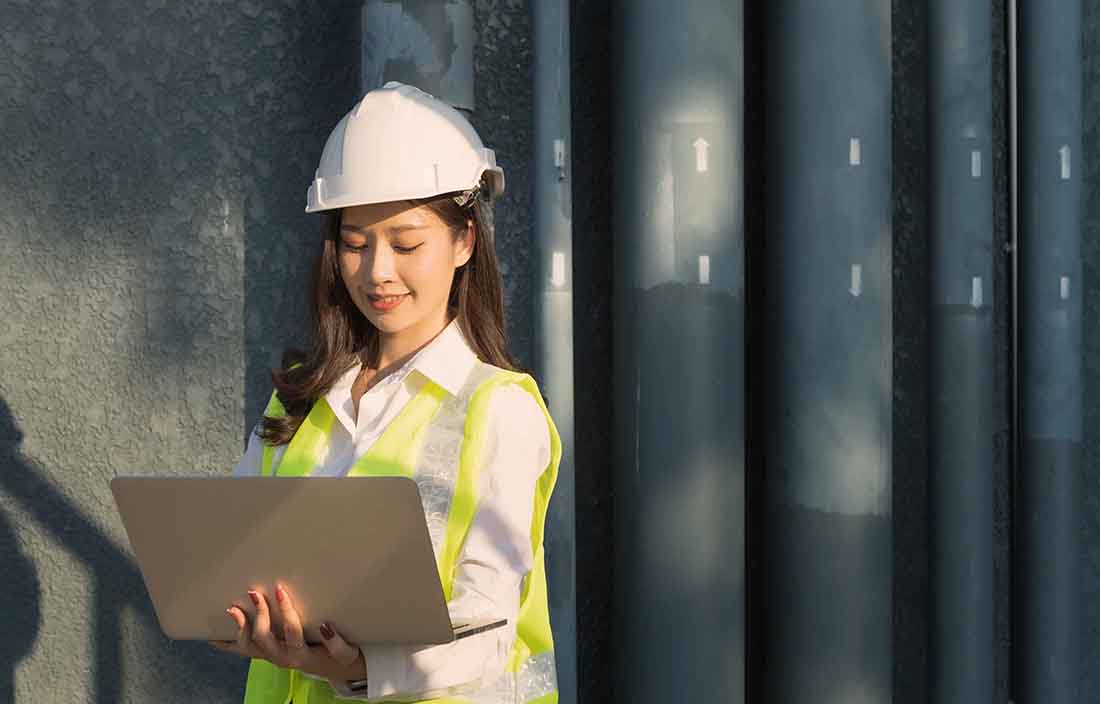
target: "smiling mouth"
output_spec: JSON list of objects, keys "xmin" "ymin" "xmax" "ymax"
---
[{"xmin": 366, "ymin": 293, "xmax": 409, "ymax": 311}]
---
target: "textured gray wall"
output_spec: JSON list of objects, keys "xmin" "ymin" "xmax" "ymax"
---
[
  {"xmin": 0, "ymin": 1, "xmax": 536, "ymax": 701},
  {"xmin": 568, "ymin": 3, "xmax": 614, "ymax": 704}
]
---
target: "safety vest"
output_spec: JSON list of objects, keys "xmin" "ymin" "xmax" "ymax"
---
[{"xmin": 241, "ymin": 361, "xmax": 561, "ymax": 704}]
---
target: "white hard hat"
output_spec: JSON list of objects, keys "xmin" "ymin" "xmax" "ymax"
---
[{"xmin": 305, "ymin": 81, "xmax": 505, "ymax": 213}]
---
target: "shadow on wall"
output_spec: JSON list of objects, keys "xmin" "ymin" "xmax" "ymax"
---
[
  {"xmin": 0, "ymin": 402, "xmax": 39, "ymax": 703},
  {"xmin": 0, "ymin": 396, "xmax": 245, "ymax": 702}
]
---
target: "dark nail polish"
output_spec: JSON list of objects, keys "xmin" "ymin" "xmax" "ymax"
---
[
  {"xmin": 248, "ymin": 591, "xmax": 260, "ymax": 606},
  {"xmin": 320, "ymin": 622, "xmax": 335, "ymax": 640}
]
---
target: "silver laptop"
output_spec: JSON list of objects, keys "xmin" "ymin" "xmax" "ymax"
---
[{"xmin": 109, "ymin": 475, "xmax": 506, "ymax": 645}]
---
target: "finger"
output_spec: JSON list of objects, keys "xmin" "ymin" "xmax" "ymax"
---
[
  {"xmin": 318, "ymin": 621, "xmax": 363, "ymax": 668},
  {"xmin": 228, "ymin": 605, "xmax": 252, "ymax": 652},
  {"xmin": 275, "ymin": 584, "xmax": 308, "ymax": 664},
  {"xmin": 207, "ymin": 607, "xmax": 255, "ymax": 659},
  {"xmin": 248, "ymin": 590, "xmax": 283, "ymax": 658}
]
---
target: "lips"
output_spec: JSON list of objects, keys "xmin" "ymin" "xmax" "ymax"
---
[{"xmin": 367, "ymin": 293, "xmax": 408, "ymax": 312}]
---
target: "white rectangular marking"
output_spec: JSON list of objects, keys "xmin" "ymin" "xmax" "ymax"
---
[
  {"xmin": 849, "ymin": 138, "xmax": 861, "ymax": 166},
  {"xmin": 551, "ymin": 251, "xmax": 566, "ymax": 288},
  {"xmin": 698, "ymin": 255, "xmax": 711, "ymax": 285},
  {"xmin": 554, "ymin": 138, "xmax": 566, "ymax": 169},
  {"xmin": 971, "ymin": 150, "xmax": 982, "ymax": 179},
  {"xmin": 1060, "ymin": 275, "xmax": 1071, "ymax": 300},
  {"xmin": 850, "ymin": 264, "xmax": 862, "ymax": 297},
  {"xmin": 971, "ymin": 276, "xmax": 983, "ymax": 308},
  {"xmin": 1060, "ymin": 145, "xmax": 1071, "ymax": 180}
]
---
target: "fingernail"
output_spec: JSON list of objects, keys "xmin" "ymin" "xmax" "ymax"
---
[
  {"xmin": 248, "ymin": 591, "xmax": 260, "ymax": 606},
  {"xmin": 276, "ymin": 585, "xmax": 286, "ymax": 603},
  {"xmin": 320, "ymin": 622, "xmax": 335, "ymax": 640}
]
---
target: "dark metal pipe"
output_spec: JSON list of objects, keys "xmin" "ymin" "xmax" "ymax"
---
[
  {"xmin": 928, "ymin": 1, "xmax": 994, "ymax": 702},
  {"xmin": 764, "ymin": 1, "xmax": 892, "ymax": 702},
  {"xmin": 533, "ymin": 1, "xmax": 576, "ymax": 702},
  {"xmin": 1015, "ymin": 0, "xmax": 1082, "ymax": 701},
  {"xmin": 612, "ymin": 1, "xmax": 745, "ymax": 701}
]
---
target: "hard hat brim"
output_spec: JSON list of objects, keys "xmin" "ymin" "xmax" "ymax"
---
[{"xmin": 305, "ymin": 166, "xmax": 505, "ymax": 214}]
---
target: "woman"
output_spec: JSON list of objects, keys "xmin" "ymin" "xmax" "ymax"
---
[{"xmin": 209, "ymin": 82, "xmax": 561, "ymax": 704}]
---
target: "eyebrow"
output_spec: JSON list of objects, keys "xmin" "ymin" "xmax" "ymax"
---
[{"xmin": 340, "ymin": 223, "xmax": 427, "ymax": 236}]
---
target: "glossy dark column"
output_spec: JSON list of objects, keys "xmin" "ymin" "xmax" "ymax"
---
[
  {"xmin": 1016, "ymin": 1, "xmax": 1082, "ymax": 701},
  {"xmin": 764, "ymin": 2, "xmax": 893, "ymax": 702},
  {"xmin": 612, "ymin": 1, "xmax": 745, "ymax": 701},
  {"xmin": 929, "ymin": 1, "xmax": 995, "ymax": 702}
]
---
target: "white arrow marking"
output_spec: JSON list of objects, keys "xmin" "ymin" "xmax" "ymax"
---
[
  {"xmin": 971, "ymin": 276, "xmax": 983, "ymax": 308},
  {"xmin": 694, "ymin": 137, "xmax": 710, "ymax": 173},
  {"xmin": 850, "ymin": 265, "xmax": 862, "ymax": 297}
]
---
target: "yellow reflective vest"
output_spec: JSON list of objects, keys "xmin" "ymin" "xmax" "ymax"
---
[{"xmin": 241, "ymin": 361, "xmax": 561, "ymax": 704}]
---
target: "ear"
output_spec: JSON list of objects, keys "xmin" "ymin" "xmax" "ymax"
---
[{"xmin": 454, "ymin": 219, "xmax": 476, "ymax": 269}]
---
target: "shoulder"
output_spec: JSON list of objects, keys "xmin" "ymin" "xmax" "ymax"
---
[
  {"xmin": 486, "ymin": 382, "xmax": 548, "ymax": 442},
  {"xmin": 467, "ymin": 363, "xmax": 551, "ymax": 448}
]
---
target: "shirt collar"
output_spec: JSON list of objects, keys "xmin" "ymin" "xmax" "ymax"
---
[
  {"xmin": 330, "ymin": 318, "xmax": 477, "ymax": 398},
  {"xmin": 404, "ymin": 318, "xmax": 478, "ymax": 396}
]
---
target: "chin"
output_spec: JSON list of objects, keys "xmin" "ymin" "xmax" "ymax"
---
[
  {"xmin": 365, "ymin": 311, "xmax": 417, "ymax": 335},
  {"xmin": 368, "ymin": 317, "xmax": 405, "ymax": 334}
]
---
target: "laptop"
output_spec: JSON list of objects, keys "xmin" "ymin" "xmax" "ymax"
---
[{"xmin": 109, "ymin": 475, "xmax": 506, "ymax": 645}]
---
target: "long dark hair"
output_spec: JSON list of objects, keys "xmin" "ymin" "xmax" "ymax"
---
[{"xmin": 259, "ymin": 189, "xmax": 519, "ymax": 446}]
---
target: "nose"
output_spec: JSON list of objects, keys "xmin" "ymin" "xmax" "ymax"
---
[{"xmin": 364, "ymin": 241, "xmax": 396, "ymax": 284}]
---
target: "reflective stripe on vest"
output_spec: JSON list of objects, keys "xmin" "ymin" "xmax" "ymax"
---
[{"xmin": 242, "ymin": 362, "xmax": 561, "ymax": 704}]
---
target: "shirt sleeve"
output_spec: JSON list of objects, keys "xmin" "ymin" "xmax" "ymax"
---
[
  {"xmin": 328, "ymin": 383, "xmax": 553, "ymax": 701},
  {"xmin": 233, "ymin": 421, "xmax": 286, "ymax": 477}
]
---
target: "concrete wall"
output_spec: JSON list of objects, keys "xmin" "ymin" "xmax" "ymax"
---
[{"xmin": 0, "ymin": 1, "xmax": 536, "ymax": 701}]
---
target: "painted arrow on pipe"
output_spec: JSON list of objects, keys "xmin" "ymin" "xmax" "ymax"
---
[{"xmin": 694, "ymin": 137, "xmax": 710, "ymax": 173}]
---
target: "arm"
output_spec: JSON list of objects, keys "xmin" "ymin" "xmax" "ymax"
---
[
  {"xmin": 233, "ymin": 422, "xmax": 286, "ymax": 477},
  {"xmin": 328, "ymin": 384, "xmax": 552, "ymax": 701}
]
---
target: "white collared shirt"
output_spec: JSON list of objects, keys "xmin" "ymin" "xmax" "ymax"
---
[{"xmin": 233, "ymin": 320, "xmax": 551, "ymax": 701}]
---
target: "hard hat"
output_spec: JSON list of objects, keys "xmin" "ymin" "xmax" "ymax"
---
[{"xmin": 305, "ymin": 81, "xmax": 505, "ymax": 213}]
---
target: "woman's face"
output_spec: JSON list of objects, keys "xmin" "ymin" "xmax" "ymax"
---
[{"xmin": 338, "ymin": 200, "xmax": 474, "ymax": 341}]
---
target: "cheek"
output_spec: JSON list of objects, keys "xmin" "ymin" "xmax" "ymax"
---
[
  {"xmin": 338, "ymin": 252, "xmax": 360, "ymax": 282},
  {"xmin": 403, "ymin": 252, "xmax": 453, "ymax": 293}
]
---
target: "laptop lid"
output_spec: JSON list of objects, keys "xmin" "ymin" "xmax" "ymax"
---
[{"xmin": 110, "ymin": 475, "xmax": 502, "ymax": 645}]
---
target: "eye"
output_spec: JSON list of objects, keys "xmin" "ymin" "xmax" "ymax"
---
[
  {"xmin": 340, "ymin": 240, "xmax": 366, "ymax": 252},
  {"xmin": 394, "ymin": 244, "xmax": 423, "ymax": 254}
]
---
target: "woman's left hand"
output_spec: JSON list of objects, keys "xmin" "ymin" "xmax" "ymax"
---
[{"xmin": 208, "ymin": 584, "xmax": 367, "ymax": 682}]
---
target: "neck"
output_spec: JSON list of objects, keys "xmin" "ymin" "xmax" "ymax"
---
[{"xmin": 374, "ymin": 309, "xmax": 452, "ymax": 370}]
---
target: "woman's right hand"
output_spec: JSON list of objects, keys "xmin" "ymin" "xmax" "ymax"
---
[{"xmin": 208, "ymin": 583, "xmax": 368, "ymax": 682}]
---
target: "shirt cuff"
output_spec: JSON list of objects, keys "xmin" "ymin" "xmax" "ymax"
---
[{"xmin": 326, "ymin": 646, "xmax": 406, "ymax": 701}]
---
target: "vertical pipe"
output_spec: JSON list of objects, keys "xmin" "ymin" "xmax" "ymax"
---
[
  {"xmin": 612, "ymin": 2, "xmax": 745, "ymax": 702},
  {"xmin": 1007, "ymin": 0, "xmax": 1021, "ymax": 695},
  {"xmin": 360, "ymin": 0, "xmax": 475, "ymax": 108},
  {"xmin": 764, "ymin": 2, "xmax": 892, "ymax": 703},
  {"xmin": 1016, "ymin": 1, "xmax": 1082, "ymax": 702},
  {"xmin": 929, "ymin": 2, "xmax": 994, "ymax": 702},
  {"xmin": 533, "ymin": 2, "xmax": 576, "ymax": 703}
]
